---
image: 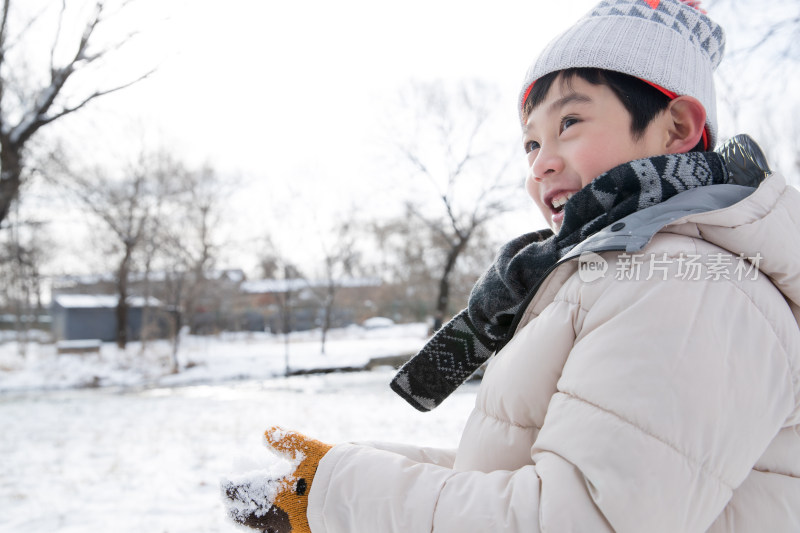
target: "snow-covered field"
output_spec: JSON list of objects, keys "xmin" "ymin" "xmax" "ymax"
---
[
  {"xmin": 0, "ymin": 323, "xmax": 431, "ymax": 392},
  {"xmin": 0, "ymin": 325, "xmax": 479, "ymax": 533}
]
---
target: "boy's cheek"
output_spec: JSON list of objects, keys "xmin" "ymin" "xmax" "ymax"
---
[
  {"xmin": 524, "ymin": 174, "xmax": 538, "ymax": 202},
  {"xmin": 525, "ymin": 177, "xmax": 551, "ymax": 224}
]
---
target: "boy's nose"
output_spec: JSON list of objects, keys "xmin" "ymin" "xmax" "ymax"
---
[{"xmin": 531, "ymin": 145, "xmax": 564, "ymax": 180}]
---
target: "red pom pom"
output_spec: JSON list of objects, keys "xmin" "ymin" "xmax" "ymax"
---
[{"xmin": 678, "ymin": 0, "xmax": 707, "ymax": 14}]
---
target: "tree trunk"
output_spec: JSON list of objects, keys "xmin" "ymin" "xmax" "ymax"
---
[
  {"xmin": 115, "ymin": 291, "xmax": 128, "ymax": 349},
  {"xmin": 115, "ymin": 245, "xmax": 134, "ymax": 349},
  {"xmin": 320, "ymin": 284, "xmax": 336, "ymax": 356},
  {"xmin": 170, "ymin": 309, "xmax": 183, "ymax": 372},
  {"xmin": 433, "ymin": 237, "xmax": 469, "ymax": 332},
  {"xmin": 0, "ymin": 145, "xmax": 23, "ymax": 226},
  {"xmin": 169, "ymin": 274, "xmax": 185, "ymax": 372},
  {"xmin": 140, "ymin": 257, "xmax": 153, "ymax": 354},
  {"xmin": 278, "ymin": 291, "xmax": 293, "ymax": 376}
]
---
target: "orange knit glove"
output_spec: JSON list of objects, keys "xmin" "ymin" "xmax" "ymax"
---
[{"xmin": 222, "ymin": 427, "xmax": 333, "ymax": 533}]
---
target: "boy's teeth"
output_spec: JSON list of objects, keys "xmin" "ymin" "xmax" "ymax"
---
[{"xmin": 551, "ymin": 192, "xmax": 574, "ymax": 208}]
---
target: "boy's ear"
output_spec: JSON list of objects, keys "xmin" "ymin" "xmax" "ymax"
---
[{"xmin": 664, "ymin": 96, "xmax": 707, "ymax": 153}]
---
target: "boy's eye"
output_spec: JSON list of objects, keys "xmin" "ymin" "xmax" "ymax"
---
[
  {"xmin": 560, "ymin": 116, "xmax": 579, "ymax": 133},
  {"xmin": 524, "ymin": 140, "xmax": 540, "ymax": 154}
]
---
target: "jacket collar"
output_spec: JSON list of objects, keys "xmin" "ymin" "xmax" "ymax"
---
[
  {"xmin": 508, "ymin": 180, "xmax": 765, "ymax": 340},
  {"xmin": 562, "ymin": 182, "xmax": 759, "ymax": 261}
]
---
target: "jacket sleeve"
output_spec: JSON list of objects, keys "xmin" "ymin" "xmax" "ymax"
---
[
  {"xmin": 307, "ymin": 265, "xmax": 797, "ymax": 532},
  {"xmin": 356, "ymin": 441, "xmax": 456, "ymax": 468},
  {"xmin": 308, "ymin": 441, "xmax": 611, "ymax": 532}
]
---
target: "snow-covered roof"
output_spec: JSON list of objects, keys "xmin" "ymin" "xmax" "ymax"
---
[
  {"xmin": 53, "ymin": 294, "xmax": 163, "ymax": 309},
  {"xmin": 51, "ymin": 273, "xmax": 115, "ymax": 288},
  {"xmin": 51, "ymin": 268, "xmax": 246, "ymax": 287},
  {"xmin": 240, "ymin": 279, "xmax": 310, "ymax": 294},
  {"xmin": 240, "ymin": 277, "xmax": 381, "ymax": 294}
]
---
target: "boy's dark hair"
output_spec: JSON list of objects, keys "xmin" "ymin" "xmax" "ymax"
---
[{"xmin": 522, "ymin": 68, "xmax": 704, "ymax": 152}]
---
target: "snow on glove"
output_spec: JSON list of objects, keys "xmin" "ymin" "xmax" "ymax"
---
[{"xmin": 222, "ymin": 427, "xmax": 333, "ymax": 533}]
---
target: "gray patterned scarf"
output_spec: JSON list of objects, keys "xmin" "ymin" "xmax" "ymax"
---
[{"xmin": 391, "ymin": 151, "xmax": 730, "ymax": 411}]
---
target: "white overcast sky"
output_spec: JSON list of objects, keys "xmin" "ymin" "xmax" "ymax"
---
[
  {"xmin": 33, "ymin": 0, "xmax": 599, "ymax": 274},
  {"xmin": 122, "ymin": 0, "xmax": 597, "ymax": 170},
  {"xmin": 121, "ymin": 0, "xmax": 599, "ymax": 215},
  {"xmin": 21, "ymin": 0, "xmax": 798, "ymax": 276}
]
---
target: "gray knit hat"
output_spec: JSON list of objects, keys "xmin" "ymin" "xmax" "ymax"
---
[{"xmin": 518, "ymin": 0, "xmax": 725, "ymax": 148}]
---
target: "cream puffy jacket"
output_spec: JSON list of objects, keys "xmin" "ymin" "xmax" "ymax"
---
[{"xmin": 307, "ymin": 173, "xmax": 800, "ymax": 532}]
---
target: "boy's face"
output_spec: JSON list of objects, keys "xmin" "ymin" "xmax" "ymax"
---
[{"xmin": 523, "ymin": 75, "xmax": 668, "ymax": 232}]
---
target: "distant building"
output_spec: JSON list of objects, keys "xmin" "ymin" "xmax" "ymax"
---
[
  {"xmin": 237, "ymin": 277, "xmax": 383, "ymax": 333},
  {"xmin": 48, "ymin": 270, "xmax": 385, "ymax": 338},
  {"xmin": 50, "ymin": 294, "xmax": 167, "ymax": 342},
  {"xmin": 50, "ymin": 269, "xmax": 246, "ymax": 335}
]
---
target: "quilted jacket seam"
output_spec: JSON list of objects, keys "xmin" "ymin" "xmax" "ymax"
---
[{"xmin": 563, "ymin": 391, "xmax": 735, "ymax": 490}]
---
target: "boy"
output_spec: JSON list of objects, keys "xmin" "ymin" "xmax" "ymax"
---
[{"xmin": 223, "ymin": 1, "xmax": 800, "ymax": 531}]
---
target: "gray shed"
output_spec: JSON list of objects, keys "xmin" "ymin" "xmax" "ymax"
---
[{"xmin": 50, "ymin": 295, "xmax": 164, "ymax": 342}]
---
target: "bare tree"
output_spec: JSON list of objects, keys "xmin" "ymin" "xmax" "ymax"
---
[
  {"xmin": 368, "ymin": 206, "xmax": 500, "ymax": 324},
  {"xmin": 315, "ymin": 217, "xmax": 360, "ymax": 355},
  {"xmin": 149, "ymin": 163, "xmax": 230, "ymax": 370},
  {"xmin": 393, "ymin": 80, "xmax": 523, "ymax": 330},
  {"xmin": 710, "ymin": 0, "xmax": 800, "ymax": 178},
  {"xmin": 0, "ymin": 205, "xmax": 49, "ymax": 355},
  {"xmin": 133, "ymin": 159, "xmax": 179, "ymax": 360},
  {"xmin": 708, "ymin": 0, "xmax": 799, "ymax": 66},
  {"xmin": 53, "ymin": 149, "xmax": 178, "ymax": 349},
  {"xmin": 257, "ymin": 237, "xmax": 305, "ymax": 376},
  {"xmin": 157, "ymin": 165, "xmax": 225, "ymax": 325},
  {"xmin": 0, "ymin": 0, "xmax": 153, "ymax": 225},
  {"xmin": 87, "ymin": 162, "xmax": 150, "ymax": 349}
]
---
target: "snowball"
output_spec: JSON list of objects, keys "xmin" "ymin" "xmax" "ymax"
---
[
  {"xmin": 221, "ymin": 432, "xmax": 303, "ymax": 523},
  {"xmin": 222, "ymin": 472, "xmax": 284, "ymax": 522}
]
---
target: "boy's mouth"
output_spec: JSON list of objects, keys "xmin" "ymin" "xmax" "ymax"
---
[
  {"xmin": 551, "ymin": 192, "xmax": 573, "ymax": 209},
  {"xmin": 544, "ymin": 191, "xmax": 576, "ymax": 231},
  {"xmin": 547, "ymin": 191, "xmax": 576, "ymax": 213}
]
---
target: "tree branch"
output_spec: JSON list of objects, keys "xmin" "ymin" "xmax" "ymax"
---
[
  {"xmin": 50, "ymin": 0, "xmax": 67, "ymax": 73},
  {"xmin": 440, "ymin": 190, "xmax": 464, "ymax": 240},
  {"xmin": 404, "ymin": 201, "xmax": 453, "ymax": 246},
  {"xmin": 740, "ymin": 15, "xmax": 800, "ymax": 55},
  {"xmin": 7, "ymin": 0, "xmax": 153, "ymax": 147},
  {"xmin": 469, "ymin": 151, "xmax": 517, "ymax": 227},
  {"xmin": 0, "ymin": 0, "xmax": 10, "ymax": 54},
  {"xmin": 72, "ymin": 2, "xmax": 103, "ymax": 65},
  {"xmin": 0, "ymin": 0, "xmax": 10, "ymax": 134},
  {"xmin": 4, "ymin": 4, "xmax": 50, "ymax": 54},
  {"xmin": 9, "ymin": 68, "xmax": 154, "ymax": 147}
]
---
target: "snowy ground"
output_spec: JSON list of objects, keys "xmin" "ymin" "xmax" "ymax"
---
[
  {"xmin": 0, "ymin": 325, "xmax": 479, "ymax": 533},
  {"xmin": 0, "ymin": 323, "xmax": 431, "ymax": 392}
]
